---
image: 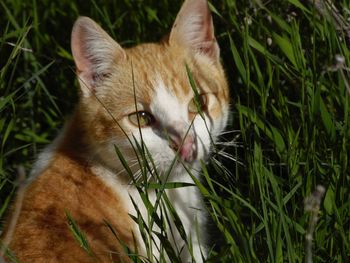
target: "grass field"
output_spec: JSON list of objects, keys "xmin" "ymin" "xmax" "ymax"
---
[{"xmin": 1, "ymin": 0, "xmax": 350, "ymax": 262}]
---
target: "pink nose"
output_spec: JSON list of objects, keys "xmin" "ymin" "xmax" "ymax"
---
[
  {"xmin": 169, "ymin": 135, "xmax": 196, "ymax": 162},
  {"xmin": 179, "ymin": 136, "xmax": 196, "ymax": 162}
]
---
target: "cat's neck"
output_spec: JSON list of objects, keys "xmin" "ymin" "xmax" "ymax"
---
[{"xmin": 56, "ymin": 111, "xmax": 89, "ymax": 160}]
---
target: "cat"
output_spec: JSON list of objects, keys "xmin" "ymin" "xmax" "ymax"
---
[{"xmin": 1, "ymin": 0, "xmax": 229, "ymax": 262}]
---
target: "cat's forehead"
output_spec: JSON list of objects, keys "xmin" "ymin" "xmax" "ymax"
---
[{"xmin": 126, "ymin": 44, "xmax": 193, "ymax": 100}]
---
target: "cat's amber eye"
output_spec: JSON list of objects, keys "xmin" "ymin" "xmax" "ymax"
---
[
  {"xmin": 128, "ymin": 111, "xmax": 155, "ymax": 127},
  {"xmin": 188, "ymin": 94, "xmax": 208, "ymax": 113}
]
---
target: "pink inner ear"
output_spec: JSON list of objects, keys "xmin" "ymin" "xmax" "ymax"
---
[
  {"xmin": 71, "ymin": 38, "xmax": 89, "ymax": 74},
  {"xmin": 169, "ymin": 0, "xmax": 220, "ymax": 60},
  {"xmin": 71, "ymin": 20, "xmax": 96, "ymax": 89},
  {"xmin": 71, "ymin": 17, "xmax": 126, "ymax": 92},
  {"xmin": 197, "ymin": 39, "xmax": 219, "ymax": 59},
  {"xmin": 71, "ymin": 17, "xmax": 126, "ymax": 94}
]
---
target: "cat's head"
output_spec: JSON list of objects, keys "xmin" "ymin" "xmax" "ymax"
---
[{"xmin": 71, "ymin": 0, "xmax": 229, "ymax": 178}]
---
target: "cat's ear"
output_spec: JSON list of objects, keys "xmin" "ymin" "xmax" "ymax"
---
[
  {"xmin": 71, "ymin": 16, "xmax": 126, "ymax": 95},
  {"xmin": 169, "ymin": 0, "xmax": 219, "ymax": 61}
]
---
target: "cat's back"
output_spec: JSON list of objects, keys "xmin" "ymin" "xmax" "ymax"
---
[{"xmin": 2, "ymin": 150, "xmax": 134, "ymax": 263}]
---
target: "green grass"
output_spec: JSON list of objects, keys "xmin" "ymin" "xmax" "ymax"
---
[{"xmin": 1, "ymin": 0, "xmax": 350, "ymax": 262}]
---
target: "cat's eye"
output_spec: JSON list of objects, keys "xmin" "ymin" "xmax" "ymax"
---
[
  {"xmin": 128, "ymin": 111, "xmax": 155, "ymax": 127},
  {"xmin": 188, "ymin": 94, "xmax": 208, "ymax": 113}
]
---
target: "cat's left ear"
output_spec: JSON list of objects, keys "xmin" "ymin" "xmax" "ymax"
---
[
  {"xmin": 71, "ymin": 16, "xmax": 126, "ymax": 95},
  {"xmin": 169, "ymin": 0, "xmax": 219, "ymax": 61}
]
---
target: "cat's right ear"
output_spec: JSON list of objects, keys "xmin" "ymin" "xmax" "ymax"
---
[
  {"xmin": 71, "ymin": 17, "xmax": 126, "ymax": 96},
  {"xmin": 169, "ymin": 0, "xmax": 219, "ymax": 62}
]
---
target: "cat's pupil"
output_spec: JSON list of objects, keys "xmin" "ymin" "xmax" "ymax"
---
[
  {"xmin": 128, "ymin": 111, "xmax": 155, "ymax": 127},
  {"xmin": 188, "ymin": 94, "xmax": 207, "ymax": 113}
]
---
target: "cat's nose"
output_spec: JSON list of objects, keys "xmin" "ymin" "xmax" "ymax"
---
[
  {"xmin": 169, "ymin": 134, "xmax": 196, "ymax": 162},
  {"xmin": 180, "ymin": 136, "xmax": 196, "ymax": 162}
]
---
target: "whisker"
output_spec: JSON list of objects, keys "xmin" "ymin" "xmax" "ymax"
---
[
  {"xmin": 129, "ymin": 158, "xmax": 162, "ymax": 185},
  {"xmin": 115, "ymin": 160, "xmax": 140, "ymax": 177},
  {"xmin": 216, "ymin": 150, "xmax": 244, "ymax": 166},
  {"xmin": 129, "ymin": 170, "xmax": 141, "ymax": 185},
  {"xmin": 211, "ymin": 157, "xmax": 235, "ymax": 176},
  {"xmin": 218, "ymin": 129, "xmax": 241, "ymax": 136},
  {"xmin": 215, "ymin": 141, "xmax": 242, "ymax": 147}
]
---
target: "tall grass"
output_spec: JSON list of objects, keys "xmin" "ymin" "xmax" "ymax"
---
[{"xmin": 1, "ymin": 0, "xmax": 350, "ymax": 262}]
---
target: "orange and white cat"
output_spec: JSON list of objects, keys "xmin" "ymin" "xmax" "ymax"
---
[{"xmin": 1, "ymin": 0, "xmax": 229, "ymax": 262}]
